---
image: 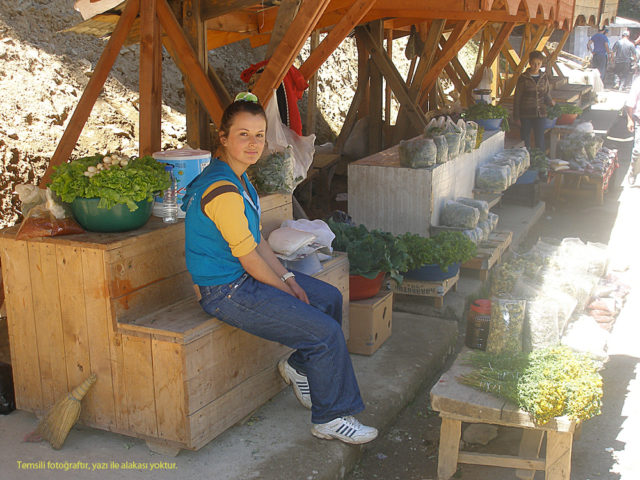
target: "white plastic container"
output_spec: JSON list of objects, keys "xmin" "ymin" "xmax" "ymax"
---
[{"xmin": 152, "ymin": 148, "xmax": 211, "ymax": 218}]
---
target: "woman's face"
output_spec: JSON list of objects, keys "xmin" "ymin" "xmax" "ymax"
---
[
  {"xmin": 529, "ymin": 58, "xmax": 543, "ymax": 74},
  {"xmin": 220, "ymin": 111, "xmax": 266, "ymax": 169}
]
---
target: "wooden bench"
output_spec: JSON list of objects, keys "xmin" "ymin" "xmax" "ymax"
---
[
  {"xmin": 0, "ymin": 193, "xmax": 350, "ymax": 455},
  {"xmin": 431, "ymin": 350, "xmax": 579, "ymax": 480}
]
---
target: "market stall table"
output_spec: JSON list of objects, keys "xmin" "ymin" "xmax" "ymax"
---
[
  {"xmin": 550, "ymin": 153, "xmax": 618, "ymax": 205},
  {"xmin": 431, "ymin": 349, "xmax": 579, "ymax": 480}
]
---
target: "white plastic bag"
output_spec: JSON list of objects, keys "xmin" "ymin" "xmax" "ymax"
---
[
  {"xmin": 264, "ymin": 92, "xmax": 315, "ymax": 184},
  {"xmin": 268, "ymin": 227, "xmax": 316, "ymax": 256},
  {"xmin": 281, "ymin": 219, "xmax": 335, "ymax": 251}
]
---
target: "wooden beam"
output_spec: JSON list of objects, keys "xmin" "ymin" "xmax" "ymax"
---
[
  {"xmin": 252, "ymin": 0, "xmax": 331, "ymax": 105},
  {"xmin": 202, "ymin": 0, "xmax": 265, "ymax": 21},
  {"xmin": 336, "ymin": 63, "xmax": 369, "ymax": 155},
  {"xmin": 418, "ymin": 20, "xmax": 487, "ymax": 104},
  {"xmin": 157, "ymin": 0, "xmax": 225, "ymax": 125},
  {"xmin": 545, "ymin": 28, "xmax": 569, "ymax": 67},
  {"xmin": 266, "ymin": 0, "xmax": 301, "ymax": 59},
  {"xmin": 385, "ymin": 28, "xmax": 393, "ymax": 125},
  {"xmin": 207, "ymin": 65, "xmax": 233, "ymax": 108},
  {"xmin": 182, "ymin": 0, "xmax": 210, "ymax": 150},
  {"xmin": 502, "ymin": 24, "xmax": 548, "ymax": 97},
  {"xmin": 306, "ymin": 30, "xmax": 320, "ymax": 135},
  {"xmin": 444, "ymin": 63, "xmax": 464, "ymax": 92},
  {"xmin": 139, "ymin": 0, "xmax": 162, "ymax": 156},
  {"xmin": 298, "ymin": 0, "xmax": 375, "ymax": 82},
  {"xmin": 357, "ymin": 25, "xmax": 427, "ymax": 130},
  {"xmin": 40, "ymin": 0, "xmax": 140, "ymax": 187},
  {"xmin": 467, "ymin": 22, "xmax": 515, "ymax": 93},
  {"xmin": 364, "ymin": 21, "xmax": 384, "ymax": 154}
]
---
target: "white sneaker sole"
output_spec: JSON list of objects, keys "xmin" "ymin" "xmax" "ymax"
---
[
  {"xmin": 311, "ymin": 427, "xmax": 377, "ymax": 445},
  {"xmin": 278, "ymin": 360, "xmax": 312, "ymax": 409}
]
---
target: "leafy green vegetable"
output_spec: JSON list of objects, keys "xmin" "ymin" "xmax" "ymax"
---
[
  {"xmin": 528, "ymin": 148, "xmax": 548, "ymax": 174},
  {"xmin": 248, "ymin": 148, "xmax": 302, "ymax": 194},
  {"xmin": 463, "ymin": 103, "xmax": 510, "ymax": 131},
  {"xmin": 400, "ymin": 231, "xmax": 477, "ymax": 271},
  {"xmin": 547, "ymin": 103, "xmax": 583, "ymax": 119},
  {"xmin": 48, "ymin": 155, "xmax": 169, "ymax": 211}
]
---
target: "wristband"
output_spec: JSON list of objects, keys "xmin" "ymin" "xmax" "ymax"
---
[{"xmin": 281, "ymin": 271, "xmax": 295, "ymax": 283}]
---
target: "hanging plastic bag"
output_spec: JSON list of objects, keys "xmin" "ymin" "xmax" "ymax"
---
[
  {"xmin": 264, "ymin": 91, "xmax": 315, "ymax": 186},
  {"xmin": 16, "ymin": 188, "xmax": 84, "ymax": 240}
]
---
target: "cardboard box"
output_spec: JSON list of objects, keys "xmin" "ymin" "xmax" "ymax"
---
[{"xmin": 347, "ymin": 290, "xmax": 393, "ymax": 355}]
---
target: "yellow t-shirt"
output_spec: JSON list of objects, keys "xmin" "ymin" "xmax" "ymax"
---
[{"xmin": 201, "ymin": 180, "xmax": 260, "ymax": 257}]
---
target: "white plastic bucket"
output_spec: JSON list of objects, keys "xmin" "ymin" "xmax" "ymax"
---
[{"xmin": 152, "ymin": 148, "xmax": 211, "ymax": 218}]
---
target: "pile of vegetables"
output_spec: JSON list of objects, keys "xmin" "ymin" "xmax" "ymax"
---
[
  {"xmin": 528, "ymin": 148, "xmax": 548, "ymax": 175},
  {"xmin": 48, "ymin": 154, "xmax": 170, "ymax": 211},
  {"xmin": 248, "ymin": 147, "xmax": 302, "ymax": 194},
  {"xmin": 327, "ymin": 218, "xmax": 409, "ymax": 283},
  {"xmin": 399, "ymin": 231, "xmax": 477, "ymax": 272},
  {"xmin": 547, "ymin": 103, "xmax": 583, "ymax": 119},
  {"xmin": 463, "ymin": 103, "xmax": 510, "ymax": 131},
  {"xmin": 458, "ymin": 347, "xmax": 603, "ymax": 425}
]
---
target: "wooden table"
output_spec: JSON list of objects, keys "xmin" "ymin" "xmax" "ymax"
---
[{"xmin": 431, "ymin": 350, "xmax": 578, "ymax": 480}]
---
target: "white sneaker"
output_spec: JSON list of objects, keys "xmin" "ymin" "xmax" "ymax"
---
[
  {"xmin": 278, "ymin": 359, "xmax": 312, "ymax": 409},
  {"xmin": 311, "ymin": 416, "xmax": 378, "ymax": 444}
]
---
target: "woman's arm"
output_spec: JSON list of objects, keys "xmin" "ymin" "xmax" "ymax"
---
[
  {"xmin": 255, "ymin": 235, "xmax": 309, "ymax": 303},
  {"xmin": 239, "ymin": 248, "xmax": 295, "ymax": 295}
]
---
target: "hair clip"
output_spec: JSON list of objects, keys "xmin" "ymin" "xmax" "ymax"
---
[{"xmin": 235, "ymin": 92, "xmax": 259, "ymax": 104}]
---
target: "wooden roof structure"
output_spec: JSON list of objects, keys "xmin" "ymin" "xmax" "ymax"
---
[{"xmin": 40, "ymin": 0, "xmax": 619, "ymax": 185}]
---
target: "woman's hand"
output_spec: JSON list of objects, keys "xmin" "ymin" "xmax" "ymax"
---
[{"xmin": 286, "ymin": 278, "xmax": 309, "ymax": 304}]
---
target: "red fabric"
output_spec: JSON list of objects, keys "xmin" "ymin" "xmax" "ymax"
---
[{"xmin": 241, "ymin": 60, "xmax": 308, "ymax": 136}]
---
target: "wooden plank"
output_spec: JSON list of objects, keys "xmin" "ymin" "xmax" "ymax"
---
[
  {"xmin": 305, "ymin": 30, "xmax": 320, "ymax": 135},
  {"xmin": 503, "ymin": 24, "xmax": 549, "ymax": 97},
  {"xmin": 437, "ymin": 417, "xmax": 461, "ymax": 480},
  {"xmin": 393, "ymin": 272, "xmax": 459, "ymax": 302},
  {"xmin": 467, "ymin": 22, "xmax": 516, "ymax": 94},
  {"xmin": 298, "ymin": 0, "xmax": 375, "ymax": 81},
  {"xmin": 207, "ymin": 64, "xmax": 233, "ymax": 107},
  {"xmin": 139, "ymin": 0, "xmax": 162, "ymax": 156},
  {"xmin": 266, "ymin": 0, "xmax": 301, "ymax": 59},
  {"xmin": 0, "ymin": 239, "xmax": 43, "ymax": 412},
  {"xmin": 122, "ymin": 333, "xmax": 158, "ymax": 437},
  {"xmin": 252, "ymin": 0, "xmax": 331, "ymax": 105},
  {"xmin": 80, "ymin": 248, "xmax": 117, "ymax": 428},
  {"xmin": 516, "ymin": 429, "xmax": 545, "ymax": 480},
  {"xmin": 152, "ymin": 337, "xmax": 187, "ymax": 443},
  {"xmin": 336, "ymin": 62, "xmax": 369, "ymax": 155},
  {"xmin": 457, "ymin": 451, "xmax": 546, "ymax": 470},
  {"xmin": 40, "ymin": 0, "xmax": 140, "ymax": 187},
  {"xmin": 56, "ymin": 244, "xmax": 92, "ymax": 397},
  {"xmin": 201, "ymin": 0, "xmax": 262, "ymax": 20},
  {"xmin": 364, "ymin": 21, "xmax": 384, "ymax": 154},
  {"xmin": 545, "ymin": 431, "xmax": 573, "ymax": 479},
  {"xmin": 157, "ymin": 0, "xmax": 225, "ymax": 126},
  {"xmin": 182, "ymin": 0, "xmax": 210, "ymax": 150},
  {"xmin": 385, "ymin": 28, "xmax": 393, "ymax": 126},
  {"xmin": 27, "ymin": 243, "xmax": 68, "ymax": 410}
]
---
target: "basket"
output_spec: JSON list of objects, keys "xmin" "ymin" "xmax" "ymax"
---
[
  {"xmin": 404, "ymin": 262, "xmax": 461, "ymax": 282},
  {"xmin": 71, "ymin": 198, "xmax": 153, "ymax": 233}
]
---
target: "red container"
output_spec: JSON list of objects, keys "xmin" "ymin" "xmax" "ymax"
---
[
  {"xmin": 465, "ymin": 299, "xmax": 492, "ymax": 350},
  {"xmin": 556, "ymin": 113, "xmax": 578, "ymax": 125},
  {"xmin": 349, "ymin": 272, "xmax": 385, "ymax": 301}
]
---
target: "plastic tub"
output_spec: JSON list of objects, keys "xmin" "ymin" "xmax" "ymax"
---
[
  {"xmin": 556, "ymin": 113, "xmax": 578, "ymax": 125},
  {"xmin": 349, "ymin": 272, "xmax": 385, "ymax": 301},
  {"xmin": 71, "ymin": 198, "xmax": 153, "ymax": 233},
  {"xmin": 152, "ymin": 148, "xmax": 211, "ymax": 218},
  {"xmin": 474, "ymin": 118, "xmax": 503, "ymax": 131},
  {"xmin": 542, "ymin": 117, "xmax": 557, "ymax": 130},
  {"xmin": 404, "ymin": 262, "xmax": 461, "ymax": 282},
  {"xmin": 282, "ymin": 253, "xmax": 323, "ymax": 276}
]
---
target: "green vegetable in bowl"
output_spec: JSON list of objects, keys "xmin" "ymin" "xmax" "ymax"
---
[
  {"xmin": 463, "ymin": 103, "xmax": 510, "ymax": 132},
  {"xmin": 48, "ymin": 154, "xmax": 170, "ymax": 211},
  {"xmin": 547, "ymin": 103, "xmax": 583, "ymax": 119}
]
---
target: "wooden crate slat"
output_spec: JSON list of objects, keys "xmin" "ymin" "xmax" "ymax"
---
[
  {"xmin": 462, "ymin": 230, "xmax": 513, "ymax": 276},
  {"xmin": 27, "ymin": 243, "xmax": 68, "ymax": 409},
  {"xmin": 81, "ymin": 247, "xmax": 117, "ymax": 428},
  {"xmin": 122, "ymin": 333, "xmax": 157, "ymax": 437},
  {"xmin": 152, "ymin": 337, "xmax": 187, "ymax": 443},
  {"xmin": 0, "ymin": 239, "xmax": 44, "ymax": 412}
]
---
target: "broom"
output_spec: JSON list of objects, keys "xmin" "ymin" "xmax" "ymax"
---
[{"xmin": 25, "ymin": 373, "xmax": 97, "ymax": 449}]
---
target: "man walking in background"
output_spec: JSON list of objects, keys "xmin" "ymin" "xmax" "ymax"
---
[
  {"xmin": 588, "ymin": 27, "xmax": 610, "ymax": 83},
  {"xmin": 612, "ymin": 31, "xmax": 637, "ymax": 91}
]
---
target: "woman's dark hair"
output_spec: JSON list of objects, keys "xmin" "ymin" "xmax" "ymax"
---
[
  {"xmin": 529, "ymin": 50, "xmax": 545, "ymax": 62},
  {"xmin": 219, "ymin": 99, "xmax": 267, "ymax": 137}
]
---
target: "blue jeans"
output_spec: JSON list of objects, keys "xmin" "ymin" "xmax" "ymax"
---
[
  {"xmin": 520, "ymin": 117, "xmax": 546, "ymax": 151},
  {"xmin": 198, "ymin": 271, "xmax": 365, "ymax": 424}
]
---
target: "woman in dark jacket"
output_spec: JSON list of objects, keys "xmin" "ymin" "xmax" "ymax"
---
[{"xmin": 513, "ymin": 50, "xmax": 555, "ymax": 151}]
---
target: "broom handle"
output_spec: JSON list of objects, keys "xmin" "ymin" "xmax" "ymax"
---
[{"xmin": 70, "ymin": 373, "xmax": 97, "ymax": 401}]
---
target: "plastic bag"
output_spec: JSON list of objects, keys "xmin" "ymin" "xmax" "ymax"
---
[
  {"xmin": 465, "ymin": 121, "xmax": 478, "ymax": 153},
  {"xmin": 16, "ymin": 188, "xmax": 84, "ymax": 240},
  {"xmin": 488, "ymin": 212, "xmax": 499, "ymax": 231},
  {"xmin": 456, "ymin": 119, "xmax": 467, "ymax": 155},
  {"xmin": 476, "ymin": 165, "xmax": 510, "ymax": 192},
  {"xmin": 457, "ymin": 197, "xmax": 489, "ymax": 221},
  {"xmin": 268, "ymin": 227, "xmax": 316, "ymax": 256},
  {"xmin": 433, "ymin": 135, "xmax": 449, "ymax": 164},
  {"xmin": 399, "ymin": 137, "xmax": 437, "ymax": 168},
  {"xmin": 424, "ymin": 116, "xmax": 446, "ymax": 137},
  {"xmin": 248, "ymin": 146, "xmax": 297, "ymax": 194},
  {"xmin": 562, "ymin": 316, "xmax": 609, "ymax": 362},
  {"xmin": 281, "ymin": 219, "xmax": 335, "ymax": 251},
  {"xmin": 477, "ymin": 220, "xmax": 491, "ymax": 242},
  {"xmin": 264, "ymin": 92, "xmax": 315, "ymax": 184},
  {"xmin": 15, "ymin": 184, "xmax": 46, "ymax": 216},
  {"xmin": 486, "ymin": 298, "xmax": 526, "ymax": 354},
  {"xmin": 462, "ymin": 228, "xmax": 479, "ymax": 244},
  {"xmin": 440, "ymin": 200, "xmax": 480, "ymax": 228}
]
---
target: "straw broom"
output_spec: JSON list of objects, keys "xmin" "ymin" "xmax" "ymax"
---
[{"xmin": 26, "ymin": 373, "xmax": 97, "ymax": 449}]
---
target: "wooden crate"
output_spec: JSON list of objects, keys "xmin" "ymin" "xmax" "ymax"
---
[
  {"xmin": 462, "ymin": 230, "xmax": 513, "ymax": 281},
  {"xmin": 0, "ymin": 193, "xmax": 349, "ymax": 454},
  {"xmin": 392, "ymin": 272, "xmax": 459, "ymax": 308}
]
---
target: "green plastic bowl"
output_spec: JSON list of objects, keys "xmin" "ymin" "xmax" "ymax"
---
[{"xmin": 71, "ymin": 197, "xmax": 153, "ymax": 233}]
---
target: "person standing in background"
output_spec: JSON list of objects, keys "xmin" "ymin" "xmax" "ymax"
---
[
  {"xmin": 612, "ymin": 31, "xmax": 637, "ymax": 91},
  {"xmin": 588, "ymin": 27, "xmax": 610, "ymax": 83}
]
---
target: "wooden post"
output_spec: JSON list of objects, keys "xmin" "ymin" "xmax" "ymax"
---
[
  {"xmin": 365, "ymin": 21, "xmax": 383, "ymax": 154},
  {"xmin": 139, "ymin": 0, "xmax": 162, "ymax": 156},
  {"xmin": 385, "ymin": 29, "xmax": 393, "ymax": 126},
  {"xmin": 40, "ymin": 0, "xmax": 140, "ymax": 187},
  {"xmin": 437, "ymin": 416, "xmax": 461, "ymax": 480},
  {"xmin": 306, "ymin": 30, "xmax": 320, "ymax": 136},
  {"xmin": 182, "ymin": 0, "xmax": 210, "ymax": 150},
  {"xmin": 356, "ymin": 31, "xmax": 370, "ymax": 118},
  {"xmin": 336, "ymin": 63, "xmax": 369, "ymax": 155}
]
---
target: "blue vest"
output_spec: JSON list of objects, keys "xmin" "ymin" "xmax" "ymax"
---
[{"xmin": 182, "ymin": 159, "xmax": 261, "ymax": 286}]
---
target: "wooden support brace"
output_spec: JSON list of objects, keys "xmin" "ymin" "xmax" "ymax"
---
[
  {"xmin": 502, "ymin": 24, "xmax": 549, "ymax": 98},
  {"xmin": 266, "ymin": 0, "xmax": 301, "ymax": 59},
  {"xmin": 306, "ymin": 30, "xmax": 320, "ymax": 135},
  {"xmin": 298, "ymin": 0, "xmax": 374, "ymax": 82},
  {"xmin": 139, "ymin": 0, "xmax": 163, "ymax": 156},
  {"xmin": 466, "ymin": 22, "xmax": 515, "ymax": 99},
  {"xmin": 202, "ymin": 0, "xmax": 263, "ymax": 21},
  {"xmin": 40, "ymin": 0, "xmax": 140, "ymax": 187},
  {"xmin": 365, "ymin": 21, "xmax": 384, "ymax": 154},
  {"xmin": 252, "ymin": 0, "xmax": 331, "ymax": 105},
  {"xmin": 336, "ymin": 63, "xmax": 369, "ymax": 154}
]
